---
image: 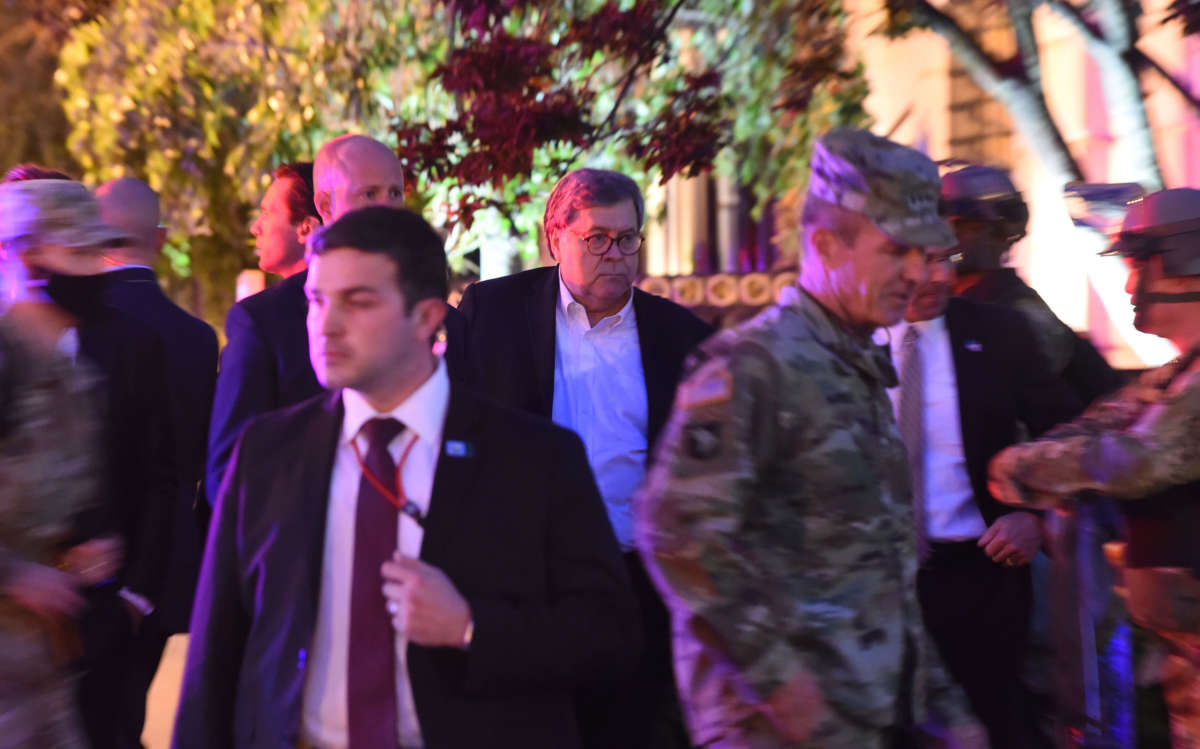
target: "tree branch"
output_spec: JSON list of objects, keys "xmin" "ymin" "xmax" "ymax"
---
[
  {"xmin": 1091, "ymin": 0, "xmax": 1134, "ymax": 52},
  {"xmin": 914, "ymin": 0, "xmax": 1085, "ymax": 184},
  {"xmin": 594, "ymin": 0, "xmax": 688, "ymax": 137},
  {"xmin": 910, "ymin": 0, "xmax": 1007, "ymax": 90},
  {"xmin": 1007, "ymin": 0, "xmax": 1041, "ymax": 87}
]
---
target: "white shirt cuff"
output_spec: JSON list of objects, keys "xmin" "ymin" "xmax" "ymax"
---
[{"xmin": 119, "ymin": 587, "xmax": 155, "ymax": 617}]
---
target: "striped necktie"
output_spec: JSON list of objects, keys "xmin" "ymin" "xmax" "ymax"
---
[{"xmin": 898, "ymin": 325, "xmax": 929, "ymax": 562}]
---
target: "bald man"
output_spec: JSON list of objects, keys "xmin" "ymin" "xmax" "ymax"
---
[
  {"xmin": 90, "ymin": 177, "xmax": 219, "ymax": 747},
  {"xmin": 206, "ymin": 135, "xmax": 465, "ymax": 505},
  {"xmin": 312, "ymin": 133, "xmax": 406, "ymax": 221}
]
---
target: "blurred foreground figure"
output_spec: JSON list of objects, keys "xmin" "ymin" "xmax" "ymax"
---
[
  {"xmin": 0, "ymin": 179, "xmax": 121, "ymax": 748},
  {"xmin": 637, "ymin": 128, "xmax": 984, "ymax": 749},
  {"xmin": 944, "ymin": 163, "xmax": 1133, "ymax": 748},
  {"xmin": 990, "ymin": 188, "xmax": 1200, "ymax": 748},
  {"xmin": 2, "ymin": 171, "xmax": 178, "ymax": 749}
]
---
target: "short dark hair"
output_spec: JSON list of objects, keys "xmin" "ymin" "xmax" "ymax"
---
[
  {"xmin": 308, "ymin": 206, "xmax": 448, "ymax": 310},
  {"xmin": 3, "ymin": 164, "xmax": 72, "ymax": 183},
  {"xmin": 543, "ymin": 168, "xmax": 645, "ymax": 242},
  {"xmin": 273, "ymin": 162, "xmax": 319, "ymax": 225}
]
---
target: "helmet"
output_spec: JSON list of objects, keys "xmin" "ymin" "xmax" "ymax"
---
[
  {"xmin": 1102, "ymin": 188, "xmax": 1200, "ymax": 278},
  {"xmin": 938, "ymin": 161, "xmax": 1029, "ymax": 244}
]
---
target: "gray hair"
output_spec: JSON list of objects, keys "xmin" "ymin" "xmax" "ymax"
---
[{"xmin": 543, "ymin": 168, "xmax": 645, "ymax": 242}]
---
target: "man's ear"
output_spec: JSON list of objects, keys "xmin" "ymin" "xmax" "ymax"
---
[
  {"xmin": 810, "ymin": 227, "xmax": 843, "ymax": 265},
  {"xmin": 154, "ymin": 226, "xmax": 168, "ymax": 256},
  {"xmin": 315, "ymin": 191, "xmax": 332, "ymax": 224},
  {"xmin": 544, "ymin": 227, "xmax": 558, "ymax": 263},
  {"xmin": 414, "ymin": 296, "xmax": 448, "ymax": 340},
  {"xmin": 296, "ymin": 215, "xmax": 322, "ymax": 243}
]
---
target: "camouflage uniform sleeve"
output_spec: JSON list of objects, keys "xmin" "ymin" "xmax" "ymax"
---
[
  {"xmin": 636, "ymin": 338, "xmax": 802, "ymax": 705},
  {"xmin": 1000, "ymin": 374, "xmax": 1200, "ymax": 503},
  {"xmin": 1037, "ymin": 371, "xmax": 1154, "ymax": 440}
]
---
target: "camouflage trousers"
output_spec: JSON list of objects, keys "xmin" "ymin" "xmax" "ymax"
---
[
  {"xmin": 0, "ymin": 625, "xmax": 88, "ymax": 749},
  {"xmin": 1160, "ymin": 633, "xmax": 1200, "ymax": 749}
]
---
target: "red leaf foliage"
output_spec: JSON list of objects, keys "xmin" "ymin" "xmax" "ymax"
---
[
  {"xmin": 436, "ymin": 32, "xmax": 555, "ymax": 95},
  {"xmin": 565, "ymin": 0, "xmax": 664, "ymax": 62},
  {"xmin": 407, "ymin": 0, "xmax": 728, "ymax": 226},
  {"xmin": 626, "ymin": 71, "xmax": 729, "ymax": 183}
]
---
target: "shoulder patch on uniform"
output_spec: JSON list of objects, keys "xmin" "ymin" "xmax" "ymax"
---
[
  {"xmin": 684, "ymin": 421, "xmax": 722, "ymax": 460},
  {"xmin": 678, "ymin": 367, "xmax": 732, "ymax": 410}
]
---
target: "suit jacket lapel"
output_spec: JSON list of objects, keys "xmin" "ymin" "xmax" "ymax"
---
[
  {"xmin": 526, "ymin": 267, "xmax": 559, "ymax": 419},
  {"xmin": 633, "ymin": 290, "xmax": 672, "ymax": 452},
  {"xmin": 294, "ymin": 392, "xmax": 344, "ymax": 628},
  {"xmin": 420, "ymin": 386, "xmax": 485, "ymax": 564},
  {"xmin": 945, "ymin": 299, "xmax": 987, "ymax": 483}
]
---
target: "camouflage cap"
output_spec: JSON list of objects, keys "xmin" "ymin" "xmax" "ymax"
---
[
  {"xmin": 809, "ymin": 127, "xmax": 955, "ymax": 247},
  {"xmin": 0, "ymin": 179, "xmax": 129, "ymax": 249}
]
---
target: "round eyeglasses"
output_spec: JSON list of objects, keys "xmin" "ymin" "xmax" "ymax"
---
[{"xmin": 567, "ymin": 229, "xmax": 644, "ymax": 256}]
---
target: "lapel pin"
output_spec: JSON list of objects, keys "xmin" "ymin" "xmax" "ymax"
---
[
  {"xmin": 965, "ymin": 340, "xmax": 983, "ymax": 352},
  {"xmin": 445, "ymin": 440, "xmax": 475, "ymax": 458}
]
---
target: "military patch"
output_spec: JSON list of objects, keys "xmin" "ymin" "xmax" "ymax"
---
[
  {"xmin": 678, "ymin": 367, "xmax": 732, "ymax": 410},
  {"xmin": 684, "ymin": 422, "xmax": 722, "ymax": 460}
]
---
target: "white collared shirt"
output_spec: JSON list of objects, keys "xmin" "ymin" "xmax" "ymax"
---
[
  {"xmin": 882, "ymin": 316, "xmax": 987, "ymax": 541},
  {"xmin": 551, "ymin": 272, "xmax": 648, "ymax": 551},
  {"xmin": 301, "ymin": 358, "xmax": 450, "ymax": 749}
]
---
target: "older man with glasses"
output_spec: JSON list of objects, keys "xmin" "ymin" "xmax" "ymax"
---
[{"xmin": 455, "ymin": 168, "xmax": 713, "ymax": 749}]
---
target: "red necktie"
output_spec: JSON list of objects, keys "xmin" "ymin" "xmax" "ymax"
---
[{"xmin": 348, "ymin": 417, "xmax": 404, "ymax": 749}]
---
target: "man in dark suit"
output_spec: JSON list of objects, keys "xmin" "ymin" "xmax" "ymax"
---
[
  {"xmin": 204, "ymin": 161, "xmax": 323, "ymax": 505},
  {"xmin": 89, "ymin": 177, "xmax": 218, "ymax": 742},
  {"xmin": 881, "ymin": 246, "xmax": 1084, "ymax": 749},
  {"xmin": 174, "ymin": 206, "xmax": 638, "ymax": 749},
  {"xmin": 206, "ymin": 140, "xmax": 468, "ymax": 505},
  {"xmin": 455, "ymin": 169, "xmax": 712, "ymax": 748},
  {"xmin": 71, "ymin": 295, "xmax": 177, "ymax": 749}
]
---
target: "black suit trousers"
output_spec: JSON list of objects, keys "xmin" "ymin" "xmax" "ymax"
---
[
  {"xmin": 917, "ymin": 541, "xmax": 1043, "ymax": 749},
  {"xmin": 76, "ymin": 591, "xmax": 168, "ymax": 749},
  {"xmin": 575, "ymin": 552, "xmax": 691, "ymax": 749}
]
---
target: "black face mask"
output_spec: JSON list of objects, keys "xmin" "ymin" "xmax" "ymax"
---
[{"xmin": 42, "ymin": 272, "xmax": 112, "ymax": 319}]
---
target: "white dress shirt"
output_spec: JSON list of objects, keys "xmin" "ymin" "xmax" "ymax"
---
[
  {"xmin": 552, "ymin": 272, "xmax": 648, "ymax": 551},
  {"xmin": 882, "ymin": 316, "xmax": 988, "ymax": 542},
  {"xmin": 301, "ymin": 358, "xmax": 450, "ymax": 749}
]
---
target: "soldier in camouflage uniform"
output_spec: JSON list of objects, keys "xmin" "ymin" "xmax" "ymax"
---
[
  {"xmin": 635, "ymin": 128, "xmax": 984, "ymax": 749},
  {"xmin": 989, "ymin": 188, "xmax": 1200, "ymax": 748},
  {"xmin": 0, "ymin": 179, "xmax": 122, "ymax": 748}
]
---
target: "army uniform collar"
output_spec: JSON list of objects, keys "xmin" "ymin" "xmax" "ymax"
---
[{"xmin": 785, "ymin": 288, "xmax": 899, "ymax": 389}]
